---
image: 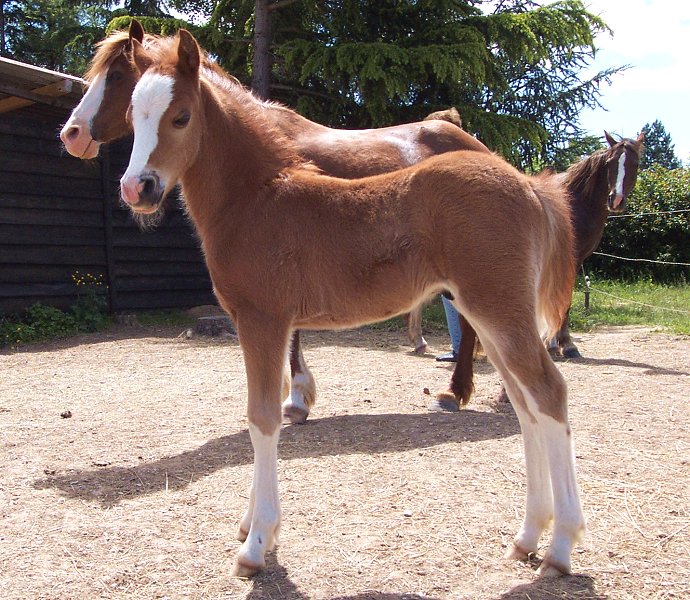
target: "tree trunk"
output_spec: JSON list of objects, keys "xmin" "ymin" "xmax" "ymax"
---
[{"xmin": 252, "ymin": 0, "xmax": 273, "ymax": 100}]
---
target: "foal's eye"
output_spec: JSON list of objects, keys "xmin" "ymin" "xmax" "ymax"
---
[{"xmin": 173, "ymin": 111, "xmax": 191, "ymax": 128}]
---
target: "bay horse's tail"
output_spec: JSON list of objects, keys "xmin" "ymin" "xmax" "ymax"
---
[
  {"xmin": 530, "ymin": 174, "xmax": 576, "ymax": 341},
  {"xmin": 424, "ymin": 107, "xmax": 462, "ymax": 129}
]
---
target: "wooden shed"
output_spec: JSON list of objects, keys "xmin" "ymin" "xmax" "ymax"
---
[{"xmin": 0, "ymin": 57, "xmax": 214, "ymax": 315}]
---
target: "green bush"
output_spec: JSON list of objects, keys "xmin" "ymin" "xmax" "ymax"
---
[
  {"xmin": 588, "ymin": 166, "xmax": 690, "ymax": 282},
  {"xmin": 0, "ymin": 272, "xmax": 109, "ymax": 348}
]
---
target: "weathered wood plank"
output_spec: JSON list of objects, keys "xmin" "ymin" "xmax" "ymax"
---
[
  {"xmin": 0, "ymin": 224, "xmax": 105, "ymax": 246},
  {"xmin": 0, "ymin": 206, "xmax": 104, "ymax": 227},
  {"xmin": 0, "ymin": 245, "xmax": 106, "ymax": 265}
]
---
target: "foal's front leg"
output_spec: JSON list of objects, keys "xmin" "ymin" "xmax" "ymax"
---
[{"xmin": 232, "ymin": 315, "xmax": 291, "ymax": 577}]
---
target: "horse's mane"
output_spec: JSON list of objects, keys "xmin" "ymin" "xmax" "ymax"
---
[
  {"xmin": 85, "ymin": 28, "xmax": 243, "ymax": 88},
  {"xmin": 560, "ymin": 147, "xmax": 609, "ymax": 200},
  {"xmin": 84, "ymin": 31, "xmax": 164, "ymax": 82},
  {"xmin": 84, "ymin": 31, "xmax": 129, "ymax": 81}
]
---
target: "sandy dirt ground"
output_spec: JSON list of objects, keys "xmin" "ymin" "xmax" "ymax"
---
[{"xmin": 1, "ymin": 323, "xmax": 688, "ymax": 600}]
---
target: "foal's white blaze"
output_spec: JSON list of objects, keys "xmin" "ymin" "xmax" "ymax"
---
[
  {"xmin": 612, "ymin": 151, "xmax": 627, "ymax": 209},
  {"xmin": 237, "ymin": 423, "xmax": 281, "ymax": 570},
  {"xmin": 60, "ymin": 72, "xmax": 107, "ymax": 157},
  {"xmin": 121, "ymin": 73, "xmax": 174, "ymax": 204}
]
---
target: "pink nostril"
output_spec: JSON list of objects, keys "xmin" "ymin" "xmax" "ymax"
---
[{"xmin": 66, "ymin": 126, "xmax": 80, "ymax": 141}]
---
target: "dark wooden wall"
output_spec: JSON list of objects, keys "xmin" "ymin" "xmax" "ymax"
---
[{"xmin": 0, "ymin": 105, "xmax": 215, "ymax": 315}]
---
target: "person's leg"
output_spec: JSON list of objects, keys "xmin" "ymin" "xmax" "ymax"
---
[{"xmin": 437, "ymin": 295, "xmax": 462, "ymax": 361}]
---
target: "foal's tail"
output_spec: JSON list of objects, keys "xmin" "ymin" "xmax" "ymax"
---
[{"xmin": 530, "ymin": 174, "xmax": 577, "ymax": 340}]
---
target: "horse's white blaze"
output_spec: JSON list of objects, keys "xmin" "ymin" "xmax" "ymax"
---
[
  {"xmin": 124, "ymin": 73, "xmax": 174, "ymax": 178},
  {"xmin": 615, "ymin": 151, "xmax": 627, "ymax": 197},
  {"xmin": 237, "ymin": 423, "xmax": 281, "ymax": 567},
  {"xmin": 68, "ymin": 72, "xmax": 106, "ymax": 125}
]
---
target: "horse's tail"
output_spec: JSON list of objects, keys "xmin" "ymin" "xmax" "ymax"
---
[
  {"xmin": 423, "ymin": 107, "xmax": 462, "ymax": 129},
  {"xmin": 530, "ymin": 174, "xmax": 576, "ymax": 340}
]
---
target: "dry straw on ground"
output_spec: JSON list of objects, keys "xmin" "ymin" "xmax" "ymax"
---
[{"xmin": 0, "ymin": 324, "xmax": 688, "ymax": 599}]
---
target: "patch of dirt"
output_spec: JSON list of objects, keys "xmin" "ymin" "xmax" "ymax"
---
[{"xmin": 0, "ymin": 324, "xmax": 688, "ymax": 599}]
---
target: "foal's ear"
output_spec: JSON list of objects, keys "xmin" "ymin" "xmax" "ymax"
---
[
  {"xmin": 604, "ymin": 131, "xmax": 617, "ymax": 147},
  {"xmin": 131, "ymin": 38, "xmax": 153, "ymax": 75},
  {"xmin": 636, "ymin": 131, "xmax": 645, "ymax": 146},
  {"xmin": 177, "ymin": 29, "xmax": 201, "ymax": 77},
  {"xmin": 128, "ymin": 18, "xmax": 145, "ymax": 46}
]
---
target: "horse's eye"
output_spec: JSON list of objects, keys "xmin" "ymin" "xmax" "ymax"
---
[
  {"xmin": 173, "ymin": 111, "xmax": 191, "ymax": 128},
  {"xmin": 106, "ymin": 70, "xmax": 123, "ymax": 84}
]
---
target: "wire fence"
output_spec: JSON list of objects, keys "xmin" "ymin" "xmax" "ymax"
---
[
  {"xmin": 592, "ymin": 251, "xmax": 690, "ymax": 267},
  {"xmin": 578, "ymin": 207, "xmax": 689, "ymax": 316},
  {"xmin": 607, "ymin": 208, "xmax": 690, "ymax": 219}
]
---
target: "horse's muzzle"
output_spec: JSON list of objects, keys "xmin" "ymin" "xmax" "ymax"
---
[
  {"xmin": 608, "ymin": 192, "xmax": 626, "ymax": 213},
  {"xmin": 121, "ymin": 172, "xmax": 164, "ymax": 213}
]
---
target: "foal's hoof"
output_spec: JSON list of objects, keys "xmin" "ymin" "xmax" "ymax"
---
[
  {"xmin": 562, "ymin": 347, "xmax": 583, "ymax": 359},
  {"xmin": 231, "ymin": 558, "xmax": 263, "ymax": 579},
  {"xmin": 414, "ymin": 343, "xmax": 429, "ymax": 355},
  {"xmin": 429, "ymin": 390, "xmax": 460, "ymax": 412},
  {"xmin": 282, "ymin": 405, "xmax": 309, "ymax": 424},
  {"xmin": 505, "ymin": 542, "xmax": 533, "ymax": 562},
  {"xmin": 236, "ymin": 527, "xmax": 249, "ymax": 542},
  {"xmin": 537, "ymin": 557, "xmax": 571, "ymax": 578}
]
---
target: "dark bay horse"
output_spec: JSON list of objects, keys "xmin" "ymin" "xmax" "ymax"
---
[
  {"xmin": 436, "ymin": 133, "xmax": 644, "ymax": 411},
  {"xmin": 60, "ymin": 21, "xmax": 491, "ymax": 423},
  {"xmin": 119, "ymin": 30, "xmax": 584, "ymax": 578}
]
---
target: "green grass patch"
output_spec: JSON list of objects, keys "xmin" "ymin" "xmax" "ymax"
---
[
  {"xmin": 372, "ymin": 282, "xmax": 690, "ymax": 337},
  {"xmin": 569, "ymin": 278, "xmax": 689, "ymax": 335}
]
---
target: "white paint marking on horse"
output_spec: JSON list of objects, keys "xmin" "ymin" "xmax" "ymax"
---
[
  {"xmin": 69, "ymin": 72, "xmax": 106, "ymax": 125},
  {"xmin": 615, "ymin": 151, "xmax": 627, "ymax": 197},
  {"xmin": 124, "ymin": 73, "xmax": 174, "ymax": 178}
]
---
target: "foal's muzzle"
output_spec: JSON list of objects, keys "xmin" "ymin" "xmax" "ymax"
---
[{"xmin": 120, "ymin": 172, "xmax": 164, "ymax": 213}]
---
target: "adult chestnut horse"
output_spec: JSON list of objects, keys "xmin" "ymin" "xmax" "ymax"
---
[
  {"xmin": 436, "ymin": 132, "xmax": 645, "ymax": 412},
  {"xmin": 60, "ymin": 20, "xmax": 489, "ymax": 423},
  {"xmin": 119, "ymin": 30, "xmax": 584, "ymax": 578}
]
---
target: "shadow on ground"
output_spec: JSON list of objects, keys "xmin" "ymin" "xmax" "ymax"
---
[{"xmin": 34, "ymin": 409, "xmax": 518, "ymax": 506}]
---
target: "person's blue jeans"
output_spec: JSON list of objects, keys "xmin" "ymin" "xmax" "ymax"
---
[{"xmin": 441, "ymin": 295, "xmax": 462, "ymax": 353}]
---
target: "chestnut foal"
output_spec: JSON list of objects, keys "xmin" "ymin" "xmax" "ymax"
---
[
  {"xmin": 119, "ymin": 30, "xmax": 585, "ymax": 578},
  {"xmin": 60, "ymin": 21, "xmax": 489, "ymax": 423}
]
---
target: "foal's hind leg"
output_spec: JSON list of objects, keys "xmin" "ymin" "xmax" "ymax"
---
[
  {"xmin": 403, "ymin": 305, "xmax": 429, "ymax": 354},
  {"xmin": 473, "ymin": 319, "xmax": 585, "ymax": 576},
  {"xmin": 282, "ymin": 330, "xmax": 317, "ymax": 424}
]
